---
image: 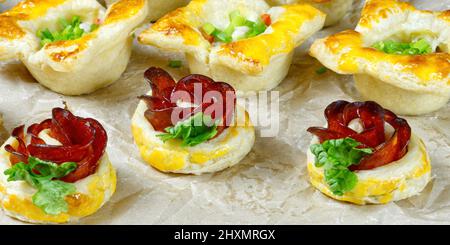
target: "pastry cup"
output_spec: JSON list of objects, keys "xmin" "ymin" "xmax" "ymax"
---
[
  {"xmin": 0, "ymin": 0, "xmax": 148, "ymax": 95},
  {"xmin": 105, "ymin": 0, "xmax": 190, "ymax": 22},
  {"xmin": 0, "ymin": 134, "xmax": 117, "ymax": 224},
  {"xmin": 307, "ymin": 134, "xmax": 431, "ymax": 205},
  {"xmin": 266, "ymin": 0, "xmax": 353, "ymax": 26},
  {"xmin": 132, "ymin": 95, "xmax": 255, "ymax": 175},
  {"xmin": 138, "ymin": 0, "xmax": 325, "ymax": 93},
  {"xmin": 310, "ymin": 0, "xmax": 450, "ymax": 115}
]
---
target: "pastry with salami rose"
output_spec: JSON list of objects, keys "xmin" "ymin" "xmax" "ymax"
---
[
  {"xmin": 306, "ymin": 100, "xmax": 431, "ymax": 205},
  {"xmin": 132, "ymin": 67, "xmax": 255, "ymax": 174},
  {"xmin": 0, "ymin": 108, "xmax": 116, "ymax": 224}
]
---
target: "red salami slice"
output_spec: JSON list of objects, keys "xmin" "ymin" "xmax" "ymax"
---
[
  {"xmin": 5, "ymin": 108, "xmax": 108, "ymax": 183},
  {"xmin": 139, "ymin": 67, "xmax": 237, "ymax": 138},
  {"xmin": 307, "ymin": 101, "xmax": 411, "ymax": 171}
]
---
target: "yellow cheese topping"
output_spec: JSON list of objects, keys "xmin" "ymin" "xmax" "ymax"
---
[
  {"xmin": 439, "ymin": 10, "xmax": 450, "ymax": 22},
  {"xmin": 132, "ymin": 107, "xmax": 251, "ymax": 172},
  {"xmin": 103, "ymin": 0, "xmax": 145, "ymax": 25},
  {"xmin": 1, "ymin": 165, "xmax": 116, "ymax": 223},
  {"xmin": 358, "ymin": 0, "xmax": 414, "ymax": 28},
  {"xmin": 132, "ymin": 123, "xmax": 241, "ymax": 172},
  {"xmin": 217, "ymin": 4, "xmax": 323, "ymax": 69},
  {"xmin": 0, "ymin": 0, "xmax": 65, "ymax": 40},
  {"xmin": 144, "ymin": 0, "xmax": 206, "ymax": 46},
  {"xmin": 46, "ymin": 34, "xmax": 94, "ymax": 62},
  {"xmin": 323, "ymin": 30, "xmax": 450, "ymax": 83}
]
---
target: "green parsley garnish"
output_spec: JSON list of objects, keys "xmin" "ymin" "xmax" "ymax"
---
[
  {"xmin": 202, "ymin": 10, "xmax": 268, "ymax": 43},
  {"xmin": 157, "ymin": 112, "xmax": 219, "ymax": 147},
  {"xmin": 4, "ymin": 157, "xmax": 77, "ymax": 215},
  {"xmin": 372, "ymin": 38, "xmax": 432, "ymax": 55},
  {"xmin": 310, "ymin": 138, "xmax": 373, "ymax": 196},
  {"xmin": 168, "ymin": 60, "xmax": 183, "ymax": 68},
  {"xmin": 316, "ymin": 66, "xmax": 327, "ymax": 75},
  {"xmin": 37, "ymin": 16, "xmax": 94, "ymax": 47}
]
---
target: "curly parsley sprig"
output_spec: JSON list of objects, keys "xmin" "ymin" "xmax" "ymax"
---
[
  {"xmin": 4, "ymin": 157, "xmax": 77, "ymax": 215},
  {"xmin": 310, "ymin": 138, "xmax": 373, "ymax": 196}
]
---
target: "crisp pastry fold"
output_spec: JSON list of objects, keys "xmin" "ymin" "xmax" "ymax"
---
[
  {"xmin": 0, "ymin": 0, "xmax": 148, "ymax": 95},
  {"xmin": 138, "ymin": 0, "xmax": 325, "ymax": 93},
  {"xmin": 0, "ymin": 108, "xmax": 116, "ymax": 224},
  {"xmin": 132, "ymin": 67, "xmax": 255, "ymax": 175},
  {"xmin": 310, "ymin": 0, "xmax": 450, "ymax": 115},
  {"xmin": 265, "ymin": 0, "xmax": 353, "ymax": 26},
  {"xmin": 306, "ymin": 101, "xmax": 431, "ymax": 205},
  {"xmin": 104, "ymin": 0, "xmax": 190, "ymax": 22}
]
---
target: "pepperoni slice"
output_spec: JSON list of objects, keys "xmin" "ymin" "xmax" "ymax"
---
[
  {"xmin": 5, "ymin": 108, "xmax": 108, "ymax": 183},
  {"xmin": 139, "ymin": 67, "xmax": 236, "ymax": 138},
  {"xmin": 307, "ymin": 101, "xmax": 411, "ymax": 171}
]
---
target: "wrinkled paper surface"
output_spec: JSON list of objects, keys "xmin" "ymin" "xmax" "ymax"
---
[{"xmin": 0, "ymin": 0, "xmax": 449, "ymax": 224}]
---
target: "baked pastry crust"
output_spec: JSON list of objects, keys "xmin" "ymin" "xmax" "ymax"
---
[
  {"xmin": 138, "ymin": 0, "xmax": 325, "ymax": 93},
  {"xmin": 0, "ymin": 133, "xmax": 116, "ymax": 224},
  {"xmin": 132, "ymin": 93, "xmax": 255, "ymax": 175},
  {"xmin": 265, "ymin": 0, "xmax": 353, "ymax": 26},
  {"xmin": 0, "ymin": 0, "xmax": 148, "ymax": 95},
  {"xmin": 307, "ymin": 134, "xmax": 431, "ymax": 205},
  {"xmin": 310, "ymin": 0, "xmax": 450, "ymax": 115},
  {"xmin": 105, "ymin": 0, "xmax": 190, "ymax": 22}
]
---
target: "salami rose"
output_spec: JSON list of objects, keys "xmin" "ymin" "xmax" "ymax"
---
[
  {"xmin": 307, "ymin": 101, "xmax": 411, "ymax": 171},
  {"xmin": 139, "ymin": 67, "xmax": 236, "ymax": 137},
  {"xmin": 5, "ymin": 108, "xmax": 107, "ymax": 183}
]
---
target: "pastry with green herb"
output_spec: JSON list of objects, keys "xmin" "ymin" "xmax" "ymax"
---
[
  {"xmin": 138, "ymin": 0, "xmax": 325, "ymax": 93},
  {"xmin": 132, "ymin": 67, "xmax": 255, "ymax": 174},
  {"xmin": 306, "ymin": 100, "xmax": 431, "ymax": 205},
  {"xmin": 0, "ymin": 108, "xmax": 116, "ymax": 224},
  {"xmin": 0, "ymin": 0, "xmax": 148, "ymax": 95},
  {"xmin": 310, "ymin": 0, "xmax": 450, "ymax": 115}
]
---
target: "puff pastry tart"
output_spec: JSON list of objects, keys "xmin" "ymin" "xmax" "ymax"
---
[
  {"xmin": 138, "ymin": 0, "xmax": 325, "ymax": 93},
  {"xmin": 0, "ymin": 108, "xmax": 116, "ymax": 224},
  {"xmin": 0, "ymin": 0, "xmax": 148, "ymax": 95},
  {"xmin": 306, "ymin": 100, "xmax": 431, "ymax": 205},
  {"xmin": 132, "ymin": 67, "xmax": 255, "ymax": 174},
  {"xmin": 266, "ymin": 0, "xmax": 353, "ymax": 26},
  {"xmin": 105, "ymin": 0, "xmax": 190, "ymax": 22},
  {"xmin": 310, "ymin": 0, "xmax": 450, "ymax": 115}
]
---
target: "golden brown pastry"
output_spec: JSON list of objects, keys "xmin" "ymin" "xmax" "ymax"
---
[
  {"xmin": 310, "ymin": 0, "xmax": 450, "ymax": 115},
  {"xmin": 139, "ymin": 0, "xmax": 325, "ymax": 93},
  {"xmin": 266, "ymin": 0, "xmax": 354, "ymax": 26},
  {"xmin": 105, "ymin": 0, "xmax": 190, "ymax": 22},
  {"xmin": 0, "ymin": 0, "xmax": 148, "ymax": 95}
]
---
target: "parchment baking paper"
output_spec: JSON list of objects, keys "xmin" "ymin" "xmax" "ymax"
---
[{"xmin": 0, "ymin": 0, "xmax": 449, "ymax": 225}]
